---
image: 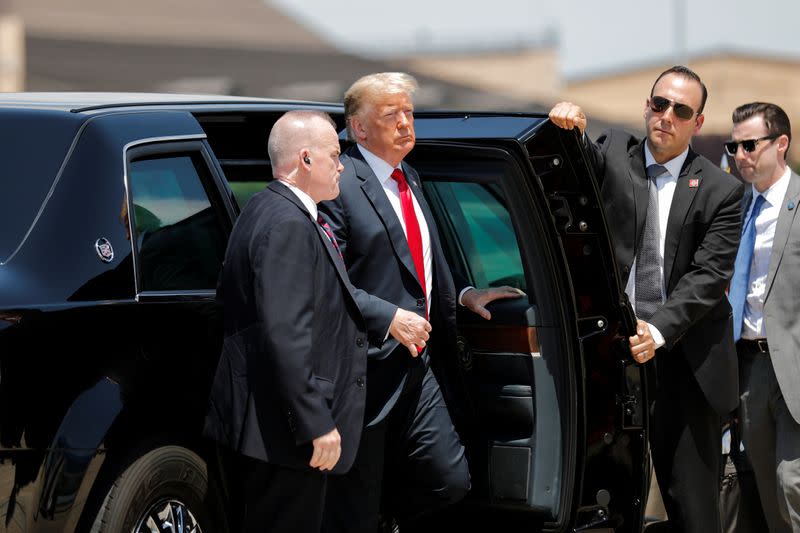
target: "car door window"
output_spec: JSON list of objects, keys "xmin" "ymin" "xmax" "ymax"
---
[
  {"xmin": 128, "ymin": 154, "xmax": 227, "ymax": 292},
  {"xmin": 425, "ymin": 180, "xmax": 526, "ymax": 292}
]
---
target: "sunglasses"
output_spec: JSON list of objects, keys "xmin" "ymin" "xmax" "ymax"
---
[
  {"xmin": 649, "ymin": 95, "xmax": 698, "ymax": 121},
  {"xmin": 724, "ymin": 135, "xmax": 778, "ymax": 157}
]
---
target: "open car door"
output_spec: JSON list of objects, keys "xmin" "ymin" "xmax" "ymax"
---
[{"xmin": 408, "ymin": 114, "xmax": 648, "ymax": 533}]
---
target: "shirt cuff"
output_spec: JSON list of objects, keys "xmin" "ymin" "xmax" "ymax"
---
[
  {"xmin": 458, "ymin": 286, "xmax": 474, "ymax": 306},
  {"xmin": 647, "ymin": 323, "xmax": 665, "ymax": 348}
]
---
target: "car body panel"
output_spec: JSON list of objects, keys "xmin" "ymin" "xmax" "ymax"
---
[{"xmin": 0, "ymin": 95, "xmax": 647, "ymax": 532}]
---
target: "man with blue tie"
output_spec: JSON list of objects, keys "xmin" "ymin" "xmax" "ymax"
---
[{"xmin": 729, "ymin": 102, "xmax": 800, "ymax": 533}]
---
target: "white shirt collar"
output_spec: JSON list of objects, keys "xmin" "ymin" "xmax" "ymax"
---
[
  {"xmin": 643, "ymin": 142, "xmax": 689, "ymax": 179},
  {"xmin": 753, "ymin": 165, "xmax": 792, "ymax": 208},
  {"xmin": 357, "ymin": 144, "xmax": 402, "ymax": 184},
  {"xmin": 278, "ymin": 180, "xmax": 318, "ymax": 220}
]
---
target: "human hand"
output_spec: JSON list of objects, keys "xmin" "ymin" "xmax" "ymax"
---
[
  {"xmin": 629, "ymin": 319, "xmax": 656, "ymax": 364},
  {"xmin": 389, "ymin": 308, "xmax": 431, "ymax": 357},
  {"xmin": 461, "ymin": 286, "xmax": 525, "ymax": 320},
  {"xmin": 548, "ymin": 101, "xmax": 587, "ymax": 134},
  {"xmin": 309, "ymin": 428, "xmax": 341, "ymax": 471}
]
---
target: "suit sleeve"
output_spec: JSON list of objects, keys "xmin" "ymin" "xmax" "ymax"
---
[
  {"xmin": 253, "ymin": 219, "xmax": 334, "ymax": 445},
  {"xmin": 650, "ymin": 180, "xmax": 745, "ymax": 348},
  {"xmin": 582, "ymin": 131, "xmax": 608, "ymax": 186},
  {"xmin": 319, "ymin": 195, "xmax": 398, "ymax": 347}
]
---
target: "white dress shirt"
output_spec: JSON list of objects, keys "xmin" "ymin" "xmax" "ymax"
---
[
  {"xmin": 742, "ymin": 165, "xmax": 792, "ymax": 340},
  {"xmin": 624, "ymin": 143, "xmax": 689, "ymax": 347},
  {"xmin": 357, "ymin": 145, "xmax": 433, "ymax": 313},
  {"xmin": 280, "ymin": 180, "xmax": 318, "ymax": 221}
]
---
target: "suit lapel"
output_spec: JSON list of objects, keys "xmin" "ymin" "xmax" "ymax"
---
[
  {"xmin": 663, "ymin": 150, "xmax": 702, "ymax": 289},
  {"xmin": 269, "ymin": 181, "xmax": 360, "ymax": 308},
  {"xmin": 628, "ymin": 142, "xmax": 649, "ymax": 266},
  {"xmin": 765, "ymin": 172, "xmax": 800, "ymax": 298},
  {"xmin": 313, "ymin": 220, "xmax": 358, "ymax": 299},
  {"xmin": 402, "ymin": 161, "xmax": 444, "ymax": 266},
  {"xmin": 350, "ymin": 148, "xmax": 422, "ymax": 288}
]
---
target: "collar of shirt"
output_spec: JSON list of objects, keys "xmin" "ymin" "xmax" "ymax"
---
[
  {"xmin": 278, "ymin": 180, "xmax": 318, "ymax": 221},
  {"xmin": 643, "ymin": 142, "xmax": 689, "ymax": 180},
  {"xmin": 749, "ymin": 165, "xmax": 792, "ymax": 216},
  {"xmin": 357, "ymin": 144, "xmax": 402, "ymax": 184}
]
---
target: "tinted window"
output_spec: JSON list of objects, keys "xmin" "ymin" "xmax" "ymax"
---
[
  {"xmin": 425, "ymin": 181, "xmax": 525, "ymax": 291},
  {"xmin": 128, "ymin": 155, "xmax": 226, "ymax": 291}
]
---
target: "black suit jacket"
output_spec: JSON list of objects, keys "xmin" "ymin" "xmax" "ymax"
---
[
  {"xmin": 319, "ymin": 145, "xmax": 459, "ymax": 424},
  {"xmin": 586, "ymin": 130, "xmax": 744, "ymax": 415},
  {"xmin": 204, "ymin": 180, "xmax": 369, "ymax": 474}
]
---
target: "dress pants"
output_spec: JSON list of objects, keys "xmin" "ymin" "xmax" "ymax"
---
[
  {"xmin": 650, "ymin": 349, "xmax": 722, "ymax": 533},
  {"xmin": 236, "ymin": 454, "xmax": 328, "ymax": 533},
  {"xmin": 738, "ymin": 344, "xmax": 800, "ymax": 533},
  {"xmin": 323, "ymin": 350, "xmax": 470, "ymax": 533}
]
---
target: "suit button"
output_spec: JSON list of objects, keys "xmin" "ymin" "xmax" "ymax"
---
[
  {"xmin": 416, "ymin": 299, "xmax": 425, "ymax": 309},
  {"xmin": 356, "ymin": 337, "xmax": 364, "ymax": 347},
  {"xmin": 356, "ymin": 377, "xmax": 365, "ymax": 388},
  {"xmin": 622, "ymin": 265, "xmax": 630, "ymax": 274}
]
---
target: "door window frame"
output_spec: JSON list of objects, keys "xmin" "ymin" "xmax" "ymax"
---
[{"xmin": 123, "ymin": 137, "xmax": 234, "ymax": 300}]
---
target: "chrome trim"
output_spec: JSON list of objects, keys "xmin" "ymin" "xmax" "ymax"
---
[
  {"xmin": 136, "ymin": 290, "xmax": 216, "ymax": 300},
  {"xmin": 122, "ymin": 134, "xmax": 207, "ymax": 300}
]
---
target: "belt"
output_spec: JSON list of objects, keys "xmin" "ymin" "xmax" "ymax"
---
[{"xmin": 738, "ymin": 338, "xmax": 769, "ymax": 353}]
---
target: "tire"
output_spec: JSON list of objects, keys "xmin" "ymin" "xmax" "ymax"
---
[{"xmin": 90, "ymin": 445, "xmax": 226, "ymax": 533}]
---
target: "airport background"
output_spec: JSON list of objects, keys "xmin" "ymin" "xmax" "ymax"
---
[{"xmin": 1, "ymin": 0, "xmax": 799, "ymax": 169}]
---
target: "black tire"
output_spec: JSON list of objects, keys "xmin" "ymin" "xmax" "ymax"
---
[{"xmin": 90, "ymin": 445, "xmax": 226, "ymax": 533}]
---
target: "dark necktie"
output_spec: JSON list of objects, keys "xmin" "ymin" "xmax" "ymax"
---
[
  {"xmin": 390, "ymin": 168, "xmax": 427, "ymax": 314},
  {"xmin": 635, "ymin": 164, "xmax": 668, "ymax": 321},
  {"xmin": 729, "ymin": 194, "xmax": 766, "ymax": 341},
  {"xmin": 317, "ymin": 214, "xmax": 343, "ymax": 260}
]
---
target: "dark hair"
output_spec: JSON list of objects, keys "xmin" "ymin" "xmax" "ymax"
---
[
  {"xmin": 732, "ymin": 102, "xmax": 792, "ymax": 152},
  {"xmin": 650, "ymin": 65, "xmax": 708, "ymax": 115}
]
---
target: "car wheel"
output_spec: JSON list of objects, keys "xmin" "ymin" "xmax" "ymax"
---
[{"xmin": 90, "ymin": 445, "xmax": 225, "ymax": 533}]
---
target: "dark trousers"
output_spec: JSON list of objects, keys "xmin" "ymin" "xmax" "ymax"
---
[
  {"xmin": 323, "ymin": 356, "xmax": 470, "ymax": 533},
  {"xmin": 738, "ymin": 344, "xmax": 800, "ymax": 533},
  {"xmin": 236, "ymin": 455, "xmax": 328, "ymax": 533},
  {"xmin": 651, "ymin": 353, "xmax": 722, "ymax": 533}
]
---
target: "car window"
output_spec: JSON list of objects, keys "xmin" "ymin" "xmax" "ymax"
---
[
  {"xmin": 230, "ymin": 181, "xmax": 267, "ymax": 209},
  {"xmin": 424, "ymin": 180, "xmax": 526, "ymax": 292},
  {"xmin": 128, "ymin": 154, "xmax": 227, "ymax": 292}
]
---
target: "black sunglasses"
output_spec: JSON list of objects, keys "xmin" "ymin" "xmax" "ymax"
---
[
  {"xmin": 724, "ymin": 135, "xmax": 778, "ymax": 157},
  {"xmin": 649, "ymin": 95, "xmax": 698, "ymax": 121}
]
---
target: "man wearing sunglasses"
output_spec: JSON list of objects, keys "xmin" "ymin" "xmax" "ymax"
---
[
  {"xmin": 729, "ymin": 102, "xmax": 800, "ymax": 533},
  {"xmin": 549, "ymin": 66, "xmax": 744, "ymax": 533}
]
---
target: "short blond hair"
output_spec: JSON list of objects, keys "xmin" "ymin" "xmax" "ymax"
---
[{"xmin": 344, "ymin": 72, "xmax": 418, "ymax": 141}]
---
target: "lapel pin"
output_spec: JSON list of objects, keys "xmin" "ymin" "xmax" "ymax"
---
[
  {"xmin": 788, "ymin": 200, "xmax": 796, "ymax": 210},
  {"xmin": 689, "ymin": 178, "xmax": 700, "ymax": 188}
]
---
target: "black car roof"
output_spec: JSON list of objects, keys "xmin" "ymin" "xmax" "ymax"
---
[{"xmin": 0, "ymin": 92, "xmax": 341, "ymax": 113}]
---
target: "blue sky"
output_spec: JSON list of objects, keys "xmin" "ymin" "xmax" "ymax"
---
[{"xmin": 271, "ymin": 0, "xmax": 800, "ymax": 78}]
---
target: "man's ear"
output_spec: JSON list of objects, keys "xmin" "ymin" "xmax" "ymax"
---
[
  {"xmin": 693, "ymin": 113, "xmax": 705, "ymax": 135},
  {"xmin": 777, "ymin": 134, "xmax": 790, "ymax": 159},
  {"xmin": 351, "ymin": 115, "xmax": 367, "ymax": 143}
]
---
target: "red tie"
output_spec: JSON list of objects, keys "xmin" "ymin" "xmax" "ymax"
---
[{"xmin": 390, "ymin": 168, "xmax": 427, "ymax": 317}]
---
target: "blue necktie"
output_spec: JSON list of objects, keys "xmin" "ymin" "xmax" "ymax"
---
[{"xmin": 730, "ymin": 194, "xmax": 766, "ymax": 341}]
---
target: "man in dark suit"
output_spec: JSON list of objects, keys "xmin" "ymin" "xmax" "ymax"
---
[
  {"xmin": 204, "ymin": 110, "xmax": 373, "ymax": 532},
  {"xmin": 319, "ymin": 72, "xmax": 522, "ymax": 532},
  {"xmin": 549, "ymin": 66, "xmax": 744, "ymax": 533},
  {"xmin": 729, "ymin": 102, "xmax": 800, "ymax": 532}
]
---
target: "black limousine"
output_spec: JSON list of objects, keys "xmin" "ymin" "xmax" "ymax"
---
[{"xmin": 0, "ymin": 93, "xmax": 647, "ymax": 532}]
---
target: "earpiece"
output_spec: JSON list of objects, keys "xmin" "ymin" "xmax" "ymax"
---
[{"xmin": 303, "ymin": 155, "xmax": 311, "ymax": 164}]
